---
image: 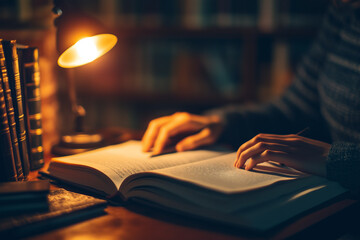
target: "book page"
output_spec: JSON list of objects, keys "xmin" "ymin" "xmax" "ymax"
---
[
  {"xmin": 50, "ymin": 141, "xmax": 229, "ymax": 190},
  {"xmin": 151, "ymin": 152, "xmax": 307, "ymax": 194}
]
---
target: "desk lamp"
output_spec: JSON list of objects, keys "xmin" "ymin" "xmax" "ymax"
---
[{"xmin": 51, "ymin": 0, "xmax": 117, "ymax": 155}]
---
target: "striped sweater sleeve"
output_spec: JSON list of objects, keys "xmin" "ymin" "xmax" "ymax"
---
[{"xmin": 327, "ymin": 143, "xmax": 360, "ymax": 192}]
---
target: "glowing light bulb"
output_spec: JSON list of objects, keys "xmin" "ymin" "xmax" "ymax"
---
[
  {"xmin": 74, "ymin": 37, "xmax": 99, "ymax": 63},
  {"xmin": 58, "ymin": 34, "xmax": 117, "ymax": 68}
]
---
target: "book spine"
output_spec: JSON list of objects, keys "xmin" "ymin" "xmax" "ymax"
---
[
  {"xmin": 18, "ymin": 47, "xmax": 44, "ymax": 170},
  {"xmin": 2, "ymin": 40, "xmax": 30, "ymax": 179},
  {"xmin": 258, "ymin": 0, "xmax": 276, "ymax": 32},
  {"xmin": 0, "ymin": 72, "xmax": 17, "ymax": 182},
  {"xmin": 0, "ymin": 40, "xmax": 24, "ymax": 181}
]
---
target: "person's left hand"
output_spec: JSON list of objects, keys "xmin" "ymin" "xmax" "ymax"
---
[{"xmin": 234, "ymin": 133, "xmax": 331, "ymax": 177}]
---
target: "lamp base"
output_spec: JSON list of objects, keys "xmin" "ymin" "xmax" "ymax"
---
[{"xmin": 51, "ymin": 132, "xmax": 105, "ymax": 156}]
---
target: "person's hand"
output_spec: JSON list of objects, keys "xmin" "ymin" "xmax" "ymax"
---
[
  {"xmin": 234, "ymin": 133, "xmax": 331, "ymax": 177},
  {"xmin": 142, "ymin": 112, "xmax": 224, "ymax": 155}
]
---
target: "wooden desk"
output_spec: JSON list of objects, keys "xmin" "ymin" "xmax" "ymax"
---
[{"xmin": 26, "ymin": 182, "xmax": 358, "ymax": 240}]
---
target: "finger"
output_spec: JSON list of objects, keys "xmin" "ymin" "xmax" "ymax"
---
[
  {"xmin": 175, "ymin": 128, "xmax": 216, "ymax": 151},
  {"xmin": 249, "ymin": 133, "xmax": 299, "ymax": 138},
  {"xmin": 237, "ymin": 142, "xmax": 290, "ymax": 169},
  {"xmin": 141, "ymin": 116, "xmax": 171, "ymax": 152},
  {"xmin": 236, "ymin": 133, "xmax": 300, "ymax": 160},
  {"xmin": 236, "ymin": 139, "xmax": 279, "ymax": 168},
  {"xmin": 152, "ymin": 119, "xmax": 204, "ymax": 155},
  {"xmin": 244, "ymin": 150, "xmax": 289, "ymax": 170}
]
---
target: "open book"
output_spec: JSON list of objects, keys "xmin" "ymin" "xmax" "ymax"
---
[{"xmin": 46, "ymin": 140, "xmax": 347, "ymax": 231}]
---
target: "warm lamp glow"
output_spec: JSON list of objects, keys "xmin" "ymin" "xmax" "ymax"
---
[{"xmin": 58, "ymin": 34, "xmax": 117, "ymax": 68}]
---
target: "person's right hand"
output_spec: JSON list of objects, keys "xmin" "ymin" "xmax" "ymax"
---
[{"xmin": 141, "ymin": 112, "xmax": 224, "ymax": 155}]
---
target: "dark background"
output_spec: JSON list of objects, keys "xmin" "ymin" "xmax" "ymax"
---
[{"xmin": 0, "ymin": 0, "xmax": 329, "ymax": 156}]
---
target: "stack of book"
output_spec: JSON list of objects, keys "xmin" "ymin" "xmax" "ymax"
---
[
  {"xmin": 0, "ymin": 180, "xmax": 49, "ymax": 217},
  {"xmin": 0, "ymin": 182, "xmax": 107, "ymax": 238},
  {"xmin": 0, "ymin": 39, "xmax": 44, "ymax": 182}
]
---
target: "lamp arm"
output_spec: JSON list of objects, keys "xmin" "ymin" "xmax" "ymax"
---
[{"xmin": 66, "ymin": 69, "xmax": 86, "ymax": 132}]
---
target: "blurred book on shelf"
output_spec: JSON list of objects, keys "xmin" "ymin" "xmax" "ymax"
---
[
  {"xmin": 115, "ymin": 0, "xmax": 259, "ymax": 29},
  {"xmin": 276, "ymin": 0, "xmax": 328, "ymax": 28},
  {"xmin": 87, "ymin": 0, "xmax": 327, "ymax": 30},
  {"xmin": 0, "ymin": 0, "xmax": 53, "ymax": 29}
]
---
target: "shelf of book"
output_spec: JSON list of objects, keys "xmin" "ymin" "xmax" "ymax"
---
[
  {"xmin": 114, "ymin": 27, "xmax": 318, "ymax": 39},
  {"xmin": 0, "ymin": 0, "xmax": 328, "ymax": 134},
  {"xmin": 77, "ymin": 90, "xmax": 247, "ymax": 107},
  {"xmin": 67, "ymin": 0, "xmax": 326, "ymax": 131}
]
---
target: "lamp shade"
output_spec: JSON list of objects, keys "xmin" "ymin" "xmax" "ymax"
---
[
  {"xmin": 54, "ymin": 11, "xmax": 117, "ymax": 68},
  {"xmin": 58, "ymin": 33, "xmax": 117, "ymax": 68}
]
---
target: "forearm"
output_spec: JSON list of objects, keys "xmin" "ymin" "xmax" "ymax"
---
[
  {"xmin": 207, "ymin": 103, "xmax": 296, "ymax": 148},
  {"xmin": 207, "ymin": 95, "xmax": 330, "ymax": 148}
]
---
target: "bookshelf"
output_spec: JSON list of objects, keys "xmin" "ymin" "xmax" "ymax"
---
[
  {"xmin": 66, "ymin": 0, "xmax": 327, "ymax": 132},
  {"xmin": 0, "ymin": 0, "xmax": 329, "ymax": 135}
]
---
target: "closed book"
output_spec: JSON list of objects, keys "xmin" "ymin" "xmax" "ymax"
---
[
  {"xmin": 0, "ymin": 71, "xmax": 17, "ymax": 182},
  {"xmin": 0, "ymin": 188, "xmax": 107, "ymax": 238},
  {"xmin": 0, "ymin": 180, "xmax": 49, "ymax": 216},
  {"xmin": 17, "ymin": 46, "xmax": 44, "ymax": 170},
  {"xmin": 2, "ymin": 40, "xmax": 30, "ymax": 179},
  {"xmin": 0, "ymin": 39, "xmax": 23, "ymax": 181}
]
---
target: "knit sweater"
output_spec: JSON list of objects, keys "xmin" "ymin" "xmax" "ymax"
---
[{"xmin": 210, "ymin": 5, "xmax": 360, "ymax": 192}]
